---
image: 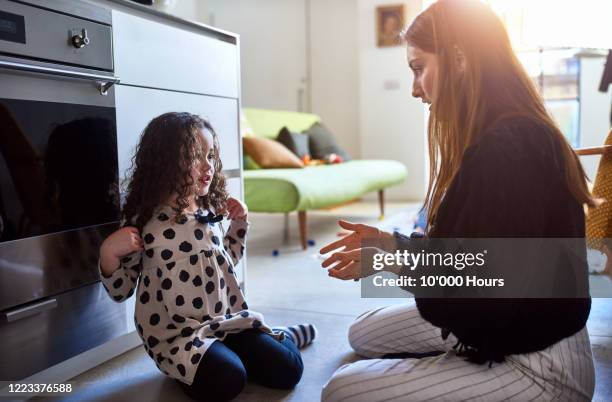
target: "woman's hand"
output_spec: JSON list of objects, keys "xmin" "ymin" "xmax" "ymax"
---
[
  {"xmin": 319, "ymin": 220, "xmax": 394, "ymax": 255},
  {"xmin": 224, "ymin": 197, "xmax": 248, "ymax": 220},
  {"xmin": 99, "ymin": 227, "xmax": 143, "ymax": 276},
  {"xmin": 322, "ymin": 247, "xmax": 382, "ymax": 280}
]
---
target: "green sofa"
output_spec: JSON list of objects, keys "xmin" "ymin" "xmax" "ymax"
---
[{"xmin": 242, "ymin": 108, "xmax": 407, "ymax": 249}]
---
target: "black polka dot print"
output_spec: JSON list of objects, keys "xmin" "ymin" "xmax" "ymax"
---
[
  {"xmin": 192, "ymin": 297, "xmax": 203, "ymax": 309},
  {"xmin": 145, "ymin": 249, "xmax": 154, "ymax": 258},
  {"xmin": 179, "ymin": 241, "xmax": 192, "ymax": 253},
  {"xmin": 179, "ymin": 270, "xmax": 190, "ymax": 282},
  {"xmin": 161, "ymin": 278, "xmax": 172, "ymax": 290},
  {"xmin": 214, "ymin": 301, "xmax": 223, "ymax": 313},
  {"xmin": 191, "ymin": 353, "xmax": 202, "ymax": 364},
  {"xmin": 147, "ymin": 336, "xmax": 159, "ymax": 348},
  {"xmin": 144, "ymin": 233, "xmax": 155, "ymax": 244},
  {"xmin": 205, "ymin": 281, "xmax": 215, "ymax": 294},
  {"xmin": 161, "ymin": 249, "xmax": 173, "ymax": 260},
  {"xmin": 163, "ymin": 228, "xmax": 175, "ymax": 239},
  {"xmin": 175, "ymin": 295, "xmax": 184, "ymax": 306},
  {"xmin": 149, "ymin": 313, "xmax": 160, "ymax": 326},
  {"xmin": 166, "ymin": 262, "xmax": 176, "ymax": 270},
  {"xmin": 237, "ymin": 228, "xmax": 246, "ymax": 239},
  {"xmin": 140, "ymin": 291, "xmax": 150, "ymax": 304},
  {"xmin": 189, "ymin": 255, "xmax": 198, "ymax": 265},
  {"xmin": 181, "ymin": 327, "xmax": 194, "ymax": 337},
  {"xmin": 192, "ymin": 275, "xmax": 202, "ymax": 286},
  {"xmin": 194, "ymin": 229, "xmax": 203, "ymax": 240},
  {"xmin": 172, "ymin": 314, "xmax": 185, "ymax": 323},
  {"xmin": 158, "ymin": 212, "xmax": 169, "ymax": 221}
]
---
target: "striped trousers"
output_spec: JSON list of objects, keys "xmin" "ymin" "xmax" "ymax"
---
[{"xmin": 322, "ymin": 302, "xmax": 595, "ymax": 402}]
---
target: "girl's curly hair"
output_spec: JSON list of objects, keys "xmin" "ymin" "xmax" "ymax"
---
[{"xmin": 121, "ymin": 112, "xmax": 229, "ymax": 231}]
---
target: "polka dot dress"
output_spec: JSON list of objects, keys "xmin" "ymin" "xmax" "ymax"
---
[{"xmin": 99, "ymin": 205, "xmax": 281, "ymax": 385}]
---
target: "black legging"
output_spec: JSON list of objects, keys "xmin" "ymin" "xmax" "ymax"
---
[{"xmin": 177, "ymin": 329, "xmax": 304, "ymax": 401}]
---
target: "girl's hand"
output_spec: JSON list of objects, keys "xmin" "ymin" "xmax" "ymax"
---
[
  {"xmin": 99, "ymin": 227, "xmax": 143, "ymax": 275},
  {"xmin": 322, "ymin": 247, "xmax": 381, "ymax": 280},
  {"xmin": 319, "ymin": 220, "xmax": 394, "ymax": 255},
  {"xmin": 225, "ymin": 197, "xmax": 248, "ymax": 220}
]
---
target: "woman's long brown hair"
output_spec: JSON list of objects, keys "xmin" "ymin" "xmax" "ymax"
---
[
  {"xmin": 402, "ymin": 0, "xmax": 596, "ymax": 231},
  {"xmin": 122, "ymin": 112, "xmax": 229, "ymax": 231}
]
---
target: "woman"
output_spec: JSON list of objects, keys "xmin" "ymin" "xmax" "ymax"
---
[{"xmin": 319, "ymin": 1, "xmax": 596, "ymax": 401}]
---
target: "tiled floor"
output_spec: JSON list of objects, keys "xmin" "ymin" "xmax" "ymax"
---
[{"xmin": 35, "ymin": 201, "xmax": 612, "ymax": 401}]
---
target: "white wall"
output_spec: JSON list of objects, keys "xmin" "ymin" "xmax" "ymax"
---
[
  {"xmin": 357, "ymin": 0, "xmax": 427, "ymax": 201},
  {"xmin": 578, "ymin": 55, "xmax": 612, "ymax": 181},
  {"xmin": 155, "ymin": 0, "xmax": 426, "ymax": 202},
  {"xmin": 309, "ymin": 0, "xmax": 361, "ymax": 159}
]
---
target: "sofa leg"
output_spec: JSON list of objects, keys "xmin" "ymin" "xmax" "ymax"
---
[
  {"xmin": 378, "ymin": 190, "xmax": 385, "ymax": 220},
  {"xmin": 283, "ymin": 212, "xmax": 290, "ymax": 243},
  {"xmin": 298, "ymin": 211, "xmax": 308, "ymax": 250}
]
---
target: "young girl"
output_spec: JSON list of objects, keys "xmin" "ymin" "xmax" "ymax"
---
[{"xmin": 98, "ymin": 112, "xmax": 316, "ymax": 401}]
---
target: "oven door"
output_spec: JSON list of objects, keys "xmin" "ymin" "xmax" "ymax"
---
[{"xmin": 0, "ymin": 62, "xmax": 120, "ymax": 312}]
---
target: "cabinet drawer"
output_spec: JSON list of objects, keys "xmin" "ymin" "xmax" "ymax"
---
[
  {"xmin": 0, "ymin": 282, "xmax": 135, "ymax": 381},
  {"xmin": 112, "ymin": 10, "xmax": 239, "ymax": 98},
  {"xmin": 115, "ymin": 85, "xmax": 241, "ymax": 180}
]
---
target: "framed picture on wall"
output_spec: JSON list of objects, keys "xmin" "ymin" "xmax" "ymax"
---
[{"xmin": 376, "ymin": 4, "xmax": 405, "ymax": 47}]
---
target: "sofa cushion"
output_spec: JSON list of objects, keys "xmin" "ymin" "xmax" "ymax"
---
[
  {"xmin": 304, "ymin": 122, "xmax": 351, "ymax": 161},
  {"xmin": 243, "ymin": 108, "xmax": 321, "ymax": 139},
  {"xmin": 243, "ymin": 137, "xmax": 304, "ymax": 168},
  {"xmin": 277, "ymin": 127, "xmax": 310, "ymax": 159},
  {"xmin": 243, "ymin": 160, "xmax": 407, "ymax": 212}
]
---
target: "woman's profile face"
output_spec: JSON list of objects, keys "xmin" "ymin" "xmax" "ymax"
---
[{"xmin": 407, "ymin": 45, "xmax": 438, "ymax": 108}]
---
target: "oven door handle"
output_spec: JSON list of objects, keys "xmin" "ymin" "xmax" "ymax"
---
[{"xmin": 0, "ymin": 59, "xmax": 120, "ymax": 95}]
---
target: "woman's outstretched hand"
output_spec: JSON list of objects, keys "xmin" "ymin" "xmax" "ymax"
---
[
  {"xmin": 319, "ymin": 220, "xmax": 394, "ymax": 255},
  {"xmin": 322, "ymin": 247, "xmax": 383, "ymax": 280},
  {"xmin": 319, "ymin": 220, "xmax": 395, "ymax": 280}
]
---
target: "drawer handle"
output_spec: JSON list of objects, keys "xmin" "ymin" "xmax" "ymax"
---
[
  {"xmin": 0, "ymin": 60, "xmax": 119, "ymax": 96},
  {"xmin": 3, "ymin": 298, "xmax": 58, "ymax": 322}
]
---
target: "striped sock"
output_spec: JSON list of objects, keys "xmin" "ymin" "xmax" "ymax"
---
[{"xmin": 274, "ymin": 323, "xmax": 317, "ymax": 348}]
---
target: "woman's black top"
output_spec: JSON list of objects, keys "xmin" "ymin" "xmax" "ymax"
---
[{"xmin": 396, "ymin": 115, "xmax": 591, "ymax": 363}]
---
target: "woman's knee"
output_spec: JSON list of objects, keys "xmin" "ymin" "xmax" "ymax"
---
[
  {"xmin": 321, "ymin": 363, "xmax": 360, "ymax": 402},
  {"xmin": 347, "ymin": 310, "xmax": 379, "ymax": 357}
]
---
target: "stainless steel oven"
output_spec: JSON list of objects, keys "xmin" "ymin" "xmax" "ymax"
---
[{"xmin": 0, "ymin": 0, "xmax": 127, "ymax": 381}]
